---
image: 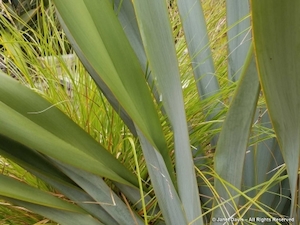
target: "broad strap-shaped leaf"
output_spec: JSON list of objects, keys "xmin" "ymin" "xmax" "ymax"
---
[
  {"xmin": 242, "ymin": 109, "xmax": 290, "ymax": 218},
  {"xmin": 0, "ymin": 74, "xmax": 147, "ymax": 224},
  {"xmin": 113, "ymin": 0, "xmax": 146, "ymax": 72},
  {"xmin": 227, "ymin": 1, "xmax": 287, "ymax": 218},
  {"xmin": 213, "ymin": 47, "xmax": 260, "ymax": 219},
  {"xmin": 226, "ymin": 0, "xmax": 252, "ymax": 81},
  {"xmin": 32, "ymin": 171, "xmax": 120, "ymax": 225},
  {"xmin": 0, "ymin": 73, "xmax": 137, "ymax": 186},
  {"xmin": 251, "ymin": 0, "xmax": 300, "ymax": 220},
  {"xmin": 55, "ymin": 162, "xmax": 144, "ymax": 225},
  {"xmin": 177, "ymin": 0, "xmax": 221, "ymax": 149},
  {"xmin": 53, "ymin": 0, "xmax": 174, "ymax": 178},
  {"xmin": 0, "ymin": 88, "xmax": 142, "ymax": 224},
  {"xmin": 0, "ymin": 174, "xmax": 82, "ymax": 212},
  {"xmin": 137, "ymin": 130, "xmax": 188, "ymax": 225},
  {"xmin": 0, "ymin": 134, "xmax": 74, "ymax": 185},
  {"xmin": 113, "ymin": 0, "xmax": 162, "ymax": 106},
  {"xmin": 0, "ymin": 102, "xmax": 132, "ymax": 185},
  {"xmin": 55, "ymin": 15, "xmax": 137, "ymax": 137},
  {"xmin": 177, "ymin": 0, "xmax": 219, "ymax": 99},
  {"xmin": 2, "ymin": 197, "xmax": 103, "ymax": 225},
  {"xmin": 131, "ymin": 0, "xmax": 202, "ymax": 223}
]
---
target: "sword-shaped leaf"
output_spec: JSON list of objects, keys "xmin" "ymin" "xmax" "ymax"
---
[{"xmin": 251, "ymin": 0, "xmax": 300, "ymax": 220}]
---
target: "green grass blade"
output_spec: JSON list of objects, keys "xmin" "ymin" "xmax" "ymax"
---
[
  {"xmin": 131, "ymin": 1, "xmax": 202, "ymax": 223},
  {"xmin": 213, "ymin": 47, "xmax": 260, "ymax": 218},
  {"xmin": 177, "ymin": 0, "xmax": 219, "ymax": 99},
  {"xmin": 226, "ymin": 0, "xmax": 252, "ymax": 81},
  {"xmin": 251, "ymin": 0, "xmax": 300, "ymax": 220},
  {"xmin": 53, "ymin": 0, "xmax": 173, "ymax": 178}
]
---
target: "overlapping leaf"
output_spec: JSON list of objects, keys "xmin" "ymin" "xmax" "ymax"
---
[
  {"xmin": 213, "ymin": 47, "xmax": 260, "ymax": 218},
  {"xmin": 0, "ymin": 73, "xmax": 137, "ymax": 186},
  {"xmin": 53, "ymin": 0, "xmax": 174, "ymax": 178},
  {"xmin": 251, "ymin": 0, "xmax": 300, "ymax": 220},
  {"xmin": 131, "ymin": 0, "xmax": 202, "ymax": 223}
]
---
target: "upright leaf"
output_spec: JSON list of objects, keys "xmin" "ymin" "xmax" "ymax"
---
[
  {"xmin": 177, "ymin": 0, "xmax": 219, "ymax": 99},
  {"xmin": 137, "ymin": 130, "xmax": 188, "ymax": 225},
  {"xmin": 114, "ymin": 0, "xmax": 162, "ymax": 107},
  {"xmin": 213, "ymin": 47, "xmax": 260, "ymax": 219},
  {"xmin": 226, "ymin": 0, "xmax": 252, "ymax": 81},
  {"xmin": 131, "ymin": 0, "xmax": 202, "ymax": 223},
  {"xmin": 251, "ymin": 0, "xmax": 300, "ymax": 221},
  {"xmin": 177, "ymin": 0, "xmax": 221, "ymax": 149}
]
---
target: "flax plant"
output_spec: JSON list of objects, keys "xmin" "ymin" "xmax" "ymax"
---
[{"xmin": 0, "ymin": 0, "xmax": 299, "ymax": 225}]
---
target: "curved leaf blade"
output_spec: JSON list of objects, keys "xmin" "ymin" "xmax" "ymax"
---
[
  {"xmin": 53, "ymin": 1, "xmax": 173, "ymax": 175},
  {"xmin": 0, "ymin": 73, "xmax": 137, "ymax": 186},
  {"xmin": 213, "ymin": 47, "xmax": 260, "ymax": 218},
  {"xmin": 251, "ymin": 0, "xmax": 300, "ymax": 220},
  {"xmin": 2, "ymin": 197, "xmax": 103, "ymax": 225},
  {"xmin": 56, "ymin": 162, "xmax": 144, "ymax": 225},
  {"xmin": 0, "ymin": 174, "xmax": 84, "ymax": 213}
]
